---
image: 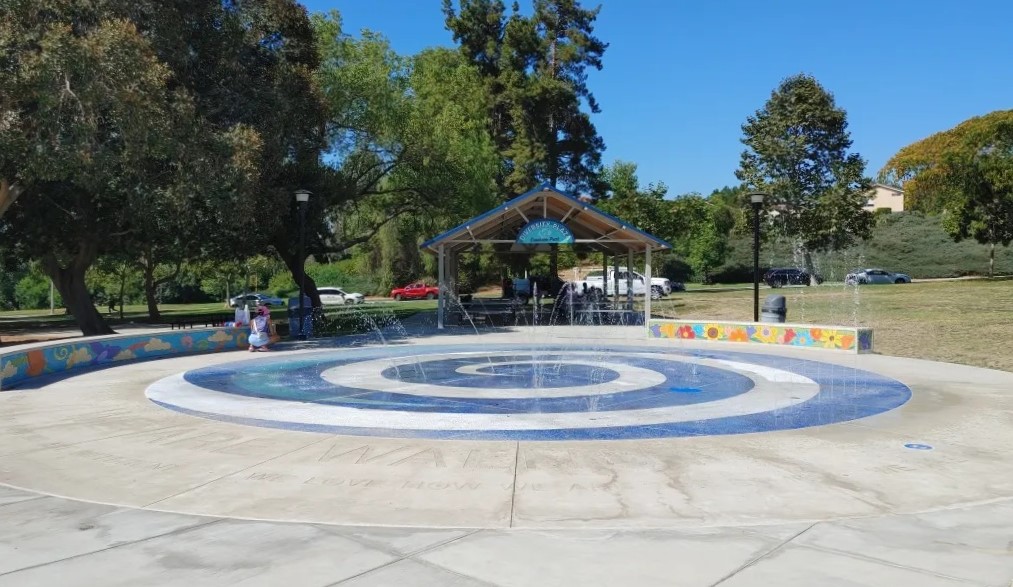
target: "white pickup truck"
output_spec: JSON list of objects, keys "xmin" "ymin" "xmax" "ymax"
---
[{"xmin": 577, "ymin": 267, "xmax": 674, "ymax": 299}]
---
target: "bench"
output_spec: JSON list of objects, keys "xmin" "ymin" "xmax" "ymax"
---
[{"xmin": 169, "ymin": 315, "xmax": 232, "ymax": 330}]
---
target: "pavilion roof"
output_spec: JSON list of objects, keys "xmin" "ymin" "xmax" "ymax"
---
[{"xmin": 420, "ymin": 183, "xmax": 672, "ymax": 256}]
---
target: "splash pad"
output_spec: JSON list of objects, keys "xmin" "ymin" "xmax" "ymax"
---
[{"xmin": 2, "ymin": 325, "xmax": 1010, "ymax": 529}]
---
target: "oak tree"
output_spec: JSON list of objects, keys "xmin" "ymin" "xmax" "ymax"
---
[{"xmin": 881, "ymin": 110, "xmax": 1013, "ymax": 277}]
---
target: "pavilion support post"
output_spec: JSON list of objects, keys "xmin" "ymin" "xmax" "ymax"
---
[
  {"xmin": 602, "ymin": 252, "xmax": 609, "ymax": 305},
  {"xmin": 437, "ymin": 244, "xmax": 445, "ymax": 330},
  {"xmin": 550, "ymin": 244, "xmax": 558, "ymax": 294},
  {"xmin": 613, "ymin": 255, "xmax": 619, "ymax": 308},
  {"xmin": 627, "ymin": 249, "xmax": 634, "ymax": 311},
  {"xmin": 644, "ymin": 247, "xmax": 652, "ymax": 334},
  {"xmin": 449, "ymin": 251, "xmax": 459, "ymax": 297}
]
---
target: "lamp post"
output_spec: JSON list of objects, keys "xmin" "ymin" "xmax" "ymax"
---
[
  {"xmin": 749, "ymin": 192, "xmax": 766, "ymax": 322},
  {"xmin": 294, "ymin": 189, "xmax": 311, "ymax": 340}
]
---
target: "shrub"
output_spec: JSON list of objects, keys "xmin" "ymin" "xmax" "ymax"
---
[
  {"xmin": 14, "ymin": 272, "xmax": 60, "ymax": 309},
  {"xmin": 267, "ymin": 271, "xmax": 296, "ymax": 298}
]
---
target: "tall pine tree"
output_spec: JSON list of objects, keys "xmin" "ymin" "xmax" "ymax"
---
[{"xmin": 443, "ymin": 0, "xmax": 606, "ymax": 196}]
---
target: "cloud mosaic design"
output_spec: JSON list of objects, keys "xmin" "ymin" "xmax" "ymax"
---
[
  {"xmin": 649, "ymin": 320, "xmax": 873, "ymax": 353},
  {"xmin": 207, "ymin": 330, "xmax": 234, "ymax": 345},
  {"xmin": 65, "ymin": 347, "xmax": 94, "ymax": 368},
  {"xmin": 143, "ymin": 338, "xmax": 173, "ymax": 353},
  {"xmin": 0, "ymin": 327, "xmax": 248, "ymax": 390}
]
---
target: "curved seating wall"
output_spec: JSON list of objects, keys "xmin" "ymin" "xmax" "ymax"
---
[
  {"xmin": 649, "ymin": 319, "xmax": 873, "ymax": 353},
  {"xmin": 0, "ymin": 327, "xmax": 249, "ymax": 390}
]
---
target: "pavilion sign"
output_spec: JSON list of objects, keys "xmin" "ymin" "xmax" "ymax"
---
[{"xmin": 516, "ymin": 219, "xmax": 574, "ymax": 245}]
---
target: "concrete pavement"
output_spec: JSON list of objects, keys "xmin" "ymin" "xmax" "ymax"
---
[
  {"xmin": 0, "ymin": 485, "xmax": 1009, "ymax": 586},
  {"xmin": 0, "ymin": 327, "xmax": 1011, "ymax": 585}
]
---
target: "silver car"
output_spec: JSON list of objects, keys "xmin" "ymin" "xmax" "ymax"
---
[
  {"xmin": 229, "ymin": 292, "xmax": 285, "ymax": 308},
  {"xmin": 845, "ymin": 268, "xmax": 912, "ymax": 285}
]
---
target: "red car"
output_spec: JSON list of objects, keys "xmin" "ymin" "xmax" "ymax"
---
[{"xmin": 390, "ymin": 283, "xmax": 439, "ymax": 301}]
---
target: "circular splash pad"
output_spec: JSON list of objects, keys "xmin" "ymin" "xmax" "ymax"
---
[{"xmin": 146, "ymin": 344, "xmax": 911, "ymax": 440}]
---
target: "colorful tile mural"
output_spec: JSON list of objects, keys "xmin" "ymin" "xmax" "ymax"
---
[
  {"xmin": 648, "ymin": 320, "xmax": 873, "ymax": 353},
  {"xmin": 0, "ymin": 328, "xmax": 249, "ymax": 390}
]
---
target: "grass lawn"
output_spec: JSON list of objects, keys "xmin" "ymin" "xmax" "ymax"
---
[
  {"xmin": 649, "ymin": 279, "xmax": 1013, "ymax": 372},
  {"xmin": 4, "ymin": 281, "xmax": 1012, "ymax": 372}
]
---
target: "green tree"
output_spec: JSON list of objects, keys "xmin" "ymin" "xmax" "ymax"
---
[
  {"xmin": 0, "ymin": 1, "xmax": 198, "ymax": 333},
  {"xmin": 595, "ymin": 161, "xmax": 735, "ymax": 282},
  {"xmin": 736, "ymin": 74, "xmax": 872, "ymax": 284},
  {"xmin": 670, "ymin": 195, "xmax": 734, "ymax": 282},
  {"xmin": 151, "ymin": 0, "xmax": 324, "ymax": 317},
  {"xmin": 444, "ymin": 0, "xmax": 607, "ymax": 194},
  {"xmin": 881, "ymin": 110, "xmax": 1013, "ymax": 277},
  {"xmin": 309, "ymin": 15, "xmax": 498, "ymax": 299},
  {"xmin": 87, "ymin": 256, "xmax": 141, "ymax": 318},
  {"xmin": 13, "ymin": 266, "xmax": 59, "ymax": 310},
  {"xmin": 597, "ymin": 161, "xmax": 674, "ymax": 239}
]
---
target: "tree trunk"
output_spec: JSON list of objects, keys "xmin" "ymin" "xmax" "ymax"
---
[
  {"xmin": 141, "ymin": 263, "xmax": 161, "ymax": 322},
  {"xmin": 0, "ymin": 179, "xmax": 23, "ymax": 219},
  {"xmin": 42, "ymin": 249, "xmax": 114, "ymax": 336},
  {"xmin": 989, "ymin": 241, "xmax": 995, "ymax": 279},
  {"xmin": 118, "ymin": 268, "xmax": 126, "ymax": 320},
  {"xmin": 278, "ymin": 250, "xmax": 321, "ymax": 308},
  {"xmin": 802, "ymin": 249, "xmax": 819, "ymax": 286}
]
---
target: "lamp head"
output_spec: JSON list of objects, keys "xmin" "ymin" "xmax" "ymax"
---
[
  {"xmin": 749, "ymin": 192, "xmax": 766, "ymax": 205},
  {"xmin": 294, "ymin": 189, "xmax": 311, "ymax": 203}
]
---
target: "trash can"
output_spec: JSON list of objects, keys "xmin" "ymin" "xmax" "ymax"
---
[
  {"xmin": 287, "ymin": 295, "xmax": 313, "ymax": 338},
  {"xmin": 761, "ymin": 294, "xmax": 787, "ymax": 323}
]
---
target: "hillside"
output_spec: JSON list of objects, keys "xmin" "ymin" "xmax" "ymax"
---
[{"xmin": 708, "ymin": 212, "xmax": 1013, "ymax": 283}]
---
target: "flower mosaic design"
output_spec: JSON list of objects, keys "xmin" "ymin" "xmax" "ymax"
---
[
  {"xmin": 649, "ymin": 320, "xmax": 869, "ymax": 353},
  {"xmin": 703, "ymin": 324, "xmax": 724, "ymax": 340},
  {"xmin": 752, "ymin": 325, "xmax": 778, "ymax": 344},
  {"xmin": 728, "ymin": 328, "xmax": 749, "ymax": 342}
]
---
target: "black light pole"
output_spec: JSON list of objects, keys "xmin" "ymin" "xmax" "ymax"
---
[
  {"xmin": 295, "ymin": 189, "xmax": 311, "ymax": 340},
  {"xmin": 749, "ymin": 192, "xmax": 766, "ymax": 322}
]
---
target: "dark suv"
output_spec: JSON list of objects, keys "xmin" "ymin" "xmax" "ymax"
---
[{"xmin": 763, "ymin": 268, "xmax": 822, "ymax": 287}]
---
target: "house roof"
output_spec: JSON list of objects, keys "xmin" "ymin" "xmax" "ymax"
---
[
  {"xmin": 420, "ymin": 183, "xmax": 672, "ymax": 256},
  {"xmin": 871, "ymin": 183, "xmax": 904, "ymax": 193}
]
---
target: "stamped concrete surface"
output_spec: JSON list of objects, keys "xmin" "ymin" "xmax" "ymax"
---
[
  {"xmin": 1, "ymin": 327, "xmax": 1011, "ymax": 585},
  {"xmin": 0, "ymin": 485, "xmax": 1009, "ymax": 586}
]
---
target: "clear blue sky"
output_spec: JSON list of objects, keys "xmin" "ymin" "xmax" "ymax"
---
[{"xmin": 302, "ymin": 0, "xmax": 1013, "ymax": 196}]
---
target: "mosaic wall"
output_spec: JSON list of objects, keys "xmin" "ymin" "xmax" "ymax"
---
[
  {"xmin": 648, "ymin": 320, "xmax": 873, "ymax": 354},
  {"xmin": 0, "ymin": 328, "xmax": 248, "ymax": 390}
]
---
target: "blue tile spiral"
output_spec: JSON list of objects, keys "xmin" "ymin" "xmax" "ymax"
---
[{"xmin": 152, "ymin": 344, "xmax": 912, "ymax": 440}]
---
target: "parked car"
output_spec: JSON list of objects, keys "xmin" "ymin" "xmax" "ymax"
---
[
  {"xmin": 576, "ymin": 267, "xmax": 673, "ymax": 300},
  {"xmin": 337, "ymin": 289, "xmax": 365, "ymax": 304},
  {"xmin": 229, "ymin": 292, "xmax": 285, "ymax": 308},
  {"xmin": 390, "ymin": 283, "xmax": 439, "ymax": 301},
  {"xmin": 763, "ymin": 268, "xmax": 823, "ymax": 288},
  {"xmin": 845, "ymin": 268, "xmax": 911, "ymax": 285},
  {"xmin": 318, "ymin": 286, "xmax": 365, "ymax": 305}
]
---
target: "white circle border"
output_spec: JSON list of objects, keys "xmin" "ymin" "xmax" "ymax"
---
[{"xmin": 146, "ymin": 352, "xmax": 819, "ymax": 432}]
